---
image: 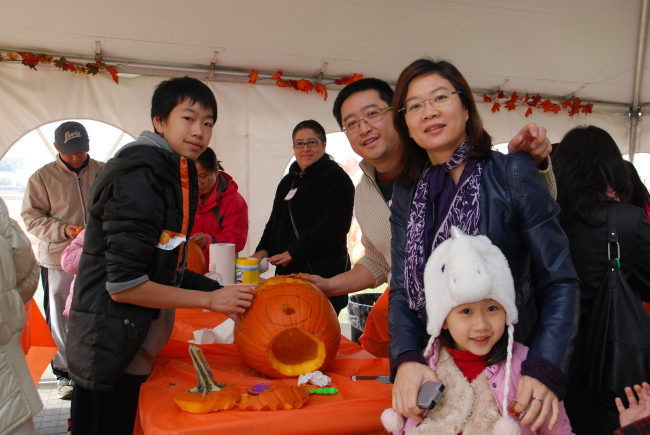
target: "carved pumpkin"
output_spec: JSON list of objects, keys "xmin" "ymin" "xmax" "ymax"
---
[
  {"xmin": 234, "ymin": 275, "xmax": 341, "ymax": 378},
  {"xmin": 185, "ymin": 238, "xmax": 206, "ymax": 275},
  {"xmin": 174, "ymin": 345, "xmax": 241, "ymax": 413},
  {"xmin": 236, "ymin": 385, "xmax": 310, "ymax": 411}
]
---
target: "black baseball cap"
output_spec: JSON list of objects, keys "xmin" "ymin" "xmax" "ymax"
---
[{"xmin": 54, "ymin": 121, "xmax": 90, "ymax": 155}]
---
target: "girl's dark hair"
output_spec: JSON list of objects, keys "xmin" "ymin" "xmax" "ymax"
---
[
  {"xmin": 292, "ymin": 119, "xmax": 327, "ymax": 143},
  {"xmin": 438, "ymin": 324, "xmax": 509, "ymax": 366},
  {"xmin": 553, "ymin": 125, "xmax": 632, "ymax": 227},
  {"xmin": 196, "ymin": 147, "xmax": 224, "ymax": 172},
  {"xmin": 151, "ymin": 76, "xmax": 218, "ymax": 134},
  {"xmin": 625, "ymin": 160, "xmax": 650, "ymax": 209},
  {"xmin": 393, "ymin": 58, "xmax": 492, "ymax": 185}
]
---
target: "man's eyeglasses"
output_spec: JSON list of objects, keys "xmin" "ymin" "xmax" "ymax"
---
[
  {"xmin": 293, "ymin": 140, "xmax": 324, "ymax": 149},
  {"xmin": 399, "ymin": 91, "xmax": 461, "ymax": 116},
  {"xmin": 342, "ymin": 107, "xmax": 393, "ymax": 136},
  {"xmin": 198, "ymin": 172, "xmax": 215, "ymax": 182}
]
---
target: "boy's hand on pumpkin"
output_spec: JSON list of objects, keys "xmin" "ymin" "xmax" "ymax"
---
[
  {"xmin": 207, "ymin": 285, "xmax": 256, "ymax": 314},
  {"xmin": 301, "ymin": 275, "xmax": 332, "ymax": 294}
]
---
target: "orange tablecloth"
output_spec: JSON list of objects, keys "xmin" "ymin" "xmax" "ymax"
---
[{"xmin": 135, "ymin": 309, "xmax": 392, "ymax": 435}]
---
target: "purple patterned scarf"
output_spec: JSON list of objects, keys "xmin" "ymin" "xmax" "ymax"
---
[{"xmin": 404, "ymin": 139, "xmax": 483, "ymax": 315}]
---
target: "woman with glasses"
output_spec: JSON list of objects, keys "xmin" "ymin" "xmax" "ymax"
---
[
  {"xmin": 190, "ymin": 147, "xmax": 248, "ymax": 263},
  {"xmin": 252, "ymin": 120, "xmax": 355, "ymax": 315},
  {"xmin": 387, "ymin": 59, "xmax": 580, "ymax": 432}
]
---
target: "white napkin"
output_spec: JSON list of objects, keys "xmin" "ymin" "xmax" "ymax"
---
[{"xmin": 188, "ymin": 318, "xmax": 235, "ymax": 344}]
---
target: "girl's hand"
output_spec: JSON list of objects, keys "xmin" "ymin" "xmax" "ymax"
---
[
  {"xmin": 392, "ymin": 362, "xmax": 440, "ymax": 422},
  {"xmin": 190, "ymin": 232, "xmax": 208, "ymax": 249},
  {"xmin": 616, "ymin": 383, "xmax": 650, "ymax": 428},
  {"xmin": 515, "ymin": 375, "xmax": 559, "ymax": 431}
]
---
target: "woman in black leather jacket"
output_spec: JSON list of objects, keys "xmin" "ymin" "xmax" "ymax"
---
[
  {"xmin": 388, "ymin": 58, "xmax": 580, "ymax": 431},
  {"xmin": 553, "ymin": 126, "xmax": 650, "ymax": 435}
]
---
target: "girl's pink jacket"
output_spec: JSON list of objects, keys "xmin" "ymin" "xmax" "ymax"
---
[
  {"xmin": 60, "ymin": 229, "xmax": 85, "ymax": 317},
  {"xmin": 401, "ymin": 340, "xmax": 575, "ymax": 435}
]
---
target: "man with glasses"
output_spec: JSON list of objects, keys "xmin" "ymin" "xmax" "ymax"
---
[{"xmin": 303, "ymin": 78, "xmax": 554, "ymax": 355}]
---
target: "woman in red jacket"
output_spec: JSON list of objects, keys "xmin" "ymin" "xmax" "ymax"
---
[{"xmin": 190, "ymin": 148, "xmax": 249, "ymax": 262}]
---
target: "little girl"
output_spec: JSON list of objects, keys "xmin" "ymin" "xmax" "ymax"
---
[{"xmin": 381, "ymin": 227, "xmax": 574, "ymax": 435}]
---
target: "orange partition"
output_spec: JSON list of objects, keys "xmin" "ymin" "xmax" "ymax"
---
[
  {"xmin": 20, "ymin": 299, "xmax": 57, "ymax": 386},
  {"xmin": 359, "ymin": 287, "xmax": 391, "ymax": 358},
  {"xmin": 135, "ymin": 309, "xmax": 391, "ymax": 435}
]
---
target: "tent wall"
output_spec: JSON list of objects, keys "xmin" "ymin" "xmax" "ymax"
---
[{"xmin": 1, "ymin": 64, "xmax": 646, "ymax": 255}]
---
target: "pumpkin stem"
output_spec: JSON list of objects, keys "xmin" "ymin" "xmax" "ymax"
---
[{"xmin": 188, "ymin": 345, "xmax": 226, "ymax": 397}]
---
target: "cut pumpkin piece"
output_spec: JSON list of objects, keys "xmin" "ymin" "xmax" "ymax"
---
[{"xmin": 236, "ymin": 385, "xmax": 310, "ymax": 411}]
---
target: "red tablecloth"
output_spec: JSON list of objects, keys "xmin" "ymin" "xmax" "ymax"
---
[{"xmin": 135, "ymin": 309, "xmax": 392, "ymax": 435}]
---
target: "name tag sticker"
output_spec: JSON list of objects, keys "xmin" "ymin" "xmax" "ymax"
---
[
  {"xmin": 157, "ymin": 230, "xmax": 186, "ymax": 250},
  {"xmin": 284, "ymin": 188, "xmax": 298, "ymax": 200}
]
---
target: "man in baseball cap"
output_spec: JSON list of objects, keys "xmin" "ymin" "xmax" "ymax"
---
[{"xmin": 21, "ymin": 121, "xmax": 103, "ymax": 400}]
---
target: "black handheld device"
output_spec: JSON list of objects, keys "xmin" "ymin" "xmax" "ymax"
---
[{"xmin": 416, "ymin": 381, "xmax": 445, "ymax": 410}]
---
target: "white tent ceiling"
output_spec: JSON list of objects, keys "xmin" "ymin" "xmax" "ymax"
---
[{"xmin": 1, "ymin": 0, "xmax": 649, "ymax": 254}]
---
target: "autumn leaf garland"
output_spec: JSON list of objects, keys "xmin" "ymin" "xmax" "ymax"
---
[
  {"xmin": 484, "ymin": 91, "xmax": 593, "ymax": 117},
  {"xmin": 248, "ymin": 69, "xmax": 363, "ymax": 101},
  {"xmin": 0, "ymin": 50, "xmax": 119, "ymax": 84}
]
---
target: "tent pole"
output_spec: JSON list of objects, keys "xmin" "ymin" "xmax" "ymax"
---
[{"xmin": 629, "ymin": 0, "xmax": 650, "ymax": 162}]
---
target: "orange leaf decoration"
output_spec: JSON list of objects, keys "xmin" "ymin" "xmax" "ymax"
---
[
  {"xmin": 483, "ymin": 94, "xmax": 492, "ymax": 103},
  {"xmin": 525, "ymin": 107, "xmax": 533, "ymax": 117},
  {"xmin": 505, "ymin": 101, "xmax": 517, "ymax": 111},
  {"xmin": 582, "ymin": 103, "xmax": 594, "ymax": 114},
  {"xmin": 572, "ymin": 98, "xmax": 582, "ymax": 108},
  {"xmin": 271, "ymin": 71, "xmax": 283, "ymax": 79},
  {"xmin": 236, "ymin": 385, "xmax": 310, "ymax": 411},
  {"xmin": 540, "ymin": 99, "xmax": 554, "ymax": 112},
  {"xmin": 334, "ymin": 73, "xmax": 364, "ymax": 85},
  {"xmin": 530, "ymin": 95, "xmax": 542, "ymax": 106},
  {"xmin": 496, "ymin": 90, "xmax": 505, "ymax": 99},
  {"xmin": 18, "ymin": 52, "xmax": 40, "ymax": 70},
  {"xmin": 295, "ymin": 79, "xmax": 313, "ymax": 93},
  {"xmin": 276, "ymin": 80, "xmax": 291, "ymax": 88},
  {"xmin": 6, "ymin": 51, "xmax": 19, "ymax": 61},
  {"xmin": 315, "ymin": 84, "xmax": 328, "ymax": 101},
  {"xmin": 550, "ymin": 104, "xmax": 562, "ymax": 114},
  {"xmin": 104, "ymin": 65, "xmax": 119, "ymax": 84},
  {"xmin": 491, "ymin": 102, "xmax": 501, "ymax": 113},
  {"xmin": 562, "ymin": 100, "xmax": 573, "ymax": 109},
  {"xmin": 523, "ymin": 93, "xmax": 530, "ymax": 104},
  {"xmin": 248, "ymin": 69, "xmax": 259, "ymax": 84},
  {"xmin": 509, "ymin": 91, "xmax": 519, "ymax": 103}
]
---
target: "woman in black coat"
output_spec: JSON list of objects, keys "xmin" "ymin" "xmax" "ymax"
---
[
  {"xmin": 252, "ymin": 120, "xmax": 355, "ymax": 315},
  {"xmin": 553, "ymin": 125, "xmax": 650, "ymax": 435}
]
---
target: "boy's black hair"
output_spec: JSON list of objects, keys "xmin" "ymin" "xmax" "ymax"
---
[
  {"xmin": 332, "ymin": 78, "xmax": 394, "ymax": 128},
  {"xmin": 438, "ymin": 324, "xmax": 509, "ymax": 366},
  {"xmin": 151, "ymin": 76, "xmax": 218, "ymax": 134},
  {"xmin": 292, "ymin": 119, "xmax": 327, "ymax": 143},
  {"xmin": 196, "ymin": 147, "xmax": 224, "ymax": 172}
]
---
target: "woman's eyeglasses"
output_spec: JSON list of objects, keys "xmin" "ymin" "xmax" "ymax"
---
[
  {"xmin": 293, "ymin": 140, "xmax": 324, "ymax": 149},
  {"xmin": 198, "ymin": 172, "xmax": 215, "ymax": 182},
  {"xmin": 399, "ymin": 91, "xmax": 461, "ymax": 116}
]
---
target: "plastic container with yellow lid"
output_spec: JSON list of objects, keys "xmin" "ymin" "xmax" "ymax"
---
[{"xmin": 235, "ymin": 257, "xmax": 260, "ymax": 284}]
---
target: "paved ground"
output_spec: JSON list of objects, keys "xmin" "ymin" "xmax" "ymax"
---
[{"xmin": 35, "ymin": 368, "xmax": 70, "ymax": 435}]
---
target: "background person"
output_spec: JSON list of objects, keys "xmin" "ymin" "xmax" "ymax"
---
[
  {"xmin": 0, "ymin": 197, "xmax": 42, "ymax": 435},
  {"xmin": 190, "ymin": 147, "xmax": 248, "ymax": 263},
  {"xmin": 552, "ymin": 126, "xmax": 650, "ymax": 434},
  {"xmin": 252, "ymin": 119, "xmax": 355, "ymax": 315},
  {"xmin": 21, "ymin": 121, "xmax": 103, "ymax": 399},
  {"xmin": 388, "ymin": 58, "xmax": 580, "ymax": 431}
]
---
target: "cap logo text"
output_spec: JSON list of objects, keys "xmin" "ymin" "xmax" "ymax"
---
[{"xmin": 64, "ymin": 131, "xmax": 82, "ymax": 143}]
